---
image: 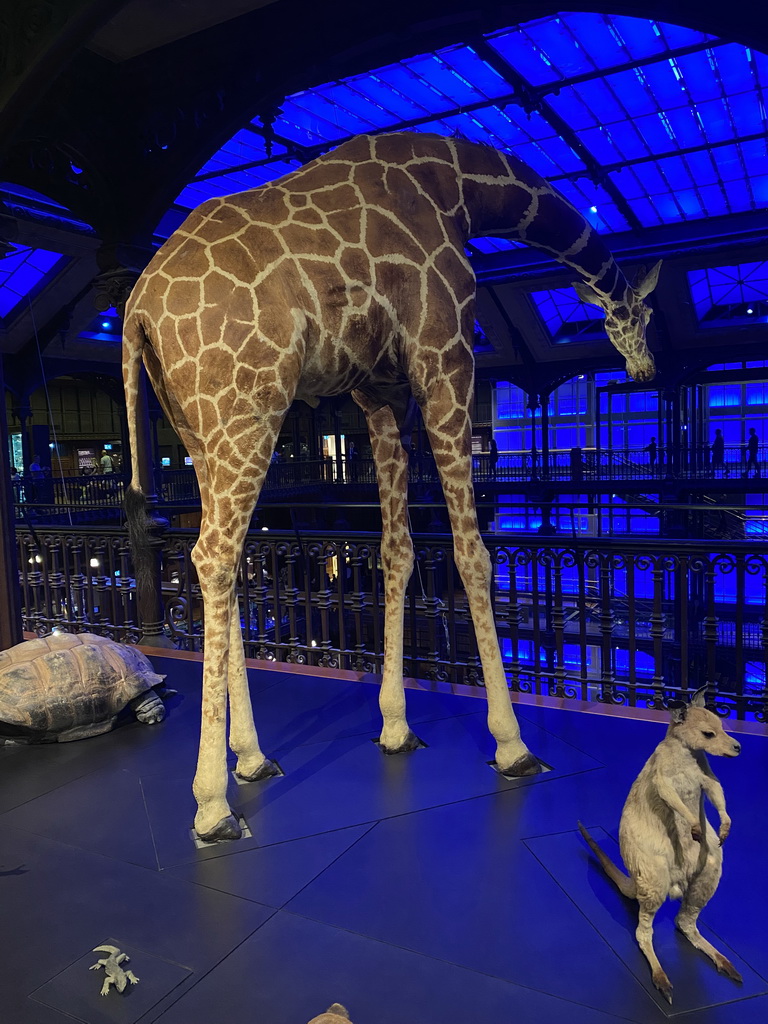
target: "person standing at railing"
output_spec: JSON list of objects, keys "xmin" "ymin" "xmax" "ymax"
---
[
  {"xmin": 347, "ymin": 440, "xmax": 360, "ymax": 482},
  {"xmin": 9, "ymin": 466, "xmax": 23, "ymax": 501},
  {"xmin": 644, "ymin": 436, "xmax": 657, "ymax": 473},
  {"xmin": 569, "ymin": 446, "xmax": 584, "ymax": 483},
  {"xmin": 488, "ymin": 436, "xmax": 498, "ymax": 480},
  {"xmin": 100, "ymin": 450, "xmax": 114, "ymax": 474},
  {"xmin": 744, "ymin": 427, "xmax": 761, "ymax": 479},
  {"xmin": 711, "ymin": 429, "xmax": 726, "ymax": 477}
]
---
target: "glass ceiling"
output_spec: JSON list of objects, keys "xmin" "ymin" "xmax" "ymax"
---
[
  {"xmin": 688, "ymin": 261, "xmax": 768, "ymax": 327},
  {"xmin": 530, "ymin": 286, "xmax": 608, "ymax": 344},
  {"xmin": 0, "ymin": 244, "xmax": 64, "ymax": 319},
  {"xmin": 166, "ymin": 11, "xmax": 768, "ymax": 249}
]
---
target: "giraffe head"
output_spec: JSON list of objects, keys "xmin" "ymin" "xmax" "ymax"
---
[{"xmin": 572, "ymin": 261, "xmax": 661, "ymax": 382}]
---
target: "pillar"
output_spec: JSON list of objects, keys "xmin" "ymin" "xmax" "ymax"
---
[
  {"xmin": 540, "ymin": 390, "xmax": 550, "ymax": 480},
  {"xmin": 0, "ymin": 357, "xmax": 23, "ymax": 648}
]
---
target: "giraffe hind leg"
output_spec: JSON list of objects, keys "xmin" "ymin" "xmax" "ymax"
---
[
  {"xmin": 190, "ymin": 430, "xmax": 282, "ymax": 839},
  {"xmin": 353, "ymin": 390, "xmax": 420, "ymax": 753}
]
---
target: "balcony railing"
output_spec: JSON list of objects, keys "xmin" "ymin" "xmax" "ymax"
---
[
  {"xmin": 15, "ymin": 523, "xmax": 768, "ymax": 722},
  {"xmin": 12, "ymin": 443, "xmax": 766, "ymax": 515}
]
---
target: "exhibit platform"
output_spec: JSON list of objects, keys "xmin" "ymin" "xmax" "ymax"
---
[{"xmin": 0, "ymin": 653, "xmax": 766, "ymax": 1024}]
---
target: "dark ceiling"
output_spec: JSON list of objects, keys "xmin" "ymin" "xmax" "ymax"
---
[{"xmin": 1, "ymin": 0, "xmax": 768, "ymax": 399}]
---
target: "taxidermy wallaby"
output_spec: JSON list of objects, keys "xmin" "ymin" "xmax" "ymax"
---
[
  {"xmin": 306, "ymin": 1005, "xmax": 353, "ymax": 1024},
  {"xmin": 579, "ymin": 685, "xmax": 742, "ymax": 1003}
]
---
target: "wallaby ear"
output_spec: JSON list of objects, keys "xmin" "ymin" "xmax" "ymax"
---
[
  {"xmin": 689, "ymin": 684, "xmax": 709, "ymax": 708},
  {"xmin": 633, "ymin": 259, "xmax": 662, "ymax": 299},
  {"xmin": 572, "ymin": 279, "xmax": 604, "ymax": 308},
  {"xmin": 670, "ymin": 702, "xmax": 687, "ymax": 724}
]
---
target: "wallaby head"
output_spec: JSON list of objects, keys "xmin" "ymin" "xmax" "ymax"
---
[{"xmin": 669, "ymin": 685, "xmax": 741, "ymax": 758}]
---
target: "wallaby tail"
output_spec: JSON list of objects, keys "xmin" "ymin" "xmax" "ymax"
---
[
  {"xmin": 122, "ymin": 312, "xmax": 155, "ymax": 598},
  {"xmin": 578, "ymin": 821, "xmax": 636, "ymax": 899}
]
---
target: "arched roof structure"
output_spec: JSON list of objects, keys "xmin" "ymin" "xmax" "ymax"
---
[{"xmin": 0, "ymin": 0, "xmax": 767, "ymax": 393}]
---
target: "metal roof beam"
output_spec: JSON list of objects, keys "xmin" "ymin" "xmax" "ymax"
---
[{"xmin": 470, "ymin": 37, "xmax": 644, "ymax": 232}]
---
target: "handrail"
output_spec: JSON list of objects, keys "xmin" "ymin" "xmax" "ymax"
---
[
  {"xmin": 14, "ymin": 521, "xmax": 768, "ymax": 722},
  {"xmin": 11, "ymin": 440, "xmax": 768, "ymax": 507}
]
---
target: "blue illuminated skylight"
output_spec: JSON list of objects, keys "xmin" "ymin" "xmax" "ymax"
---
[
  {"xmin": 530, "ymin": 286, "xmax": 608, "ymax": 343},
  {"xmin": 1, "ymin": 182, "xmax": 93, "ymax": 234},
  {"xmin": 0, "ymin": 244, "xmax": 63, "ymax": 319},
  {"xmin": 166, "ymin": 13, "xmax": 768, "ymax": 245},
  {"xmin": 688, "ymin": 261, "xmax": 768, "ymax": 327}
]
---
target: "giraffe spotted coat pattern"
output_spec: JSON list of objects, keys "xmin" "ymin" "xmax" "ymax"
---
[{"xmin": 123, "ymin": 132, "xmax": 660, "ymax": 840}]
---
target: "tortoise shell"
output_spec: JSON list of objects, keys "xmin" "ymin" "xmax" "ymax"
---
[{"xmin": 0, "ymin": 632, "xmax": 166, "ymax": 742}]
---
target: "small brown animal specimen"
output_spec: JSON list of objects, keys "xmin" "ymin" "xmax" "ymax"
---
[{"xmin": 579, "ymin": 686, "xmax": 742, "ymax": 1003}]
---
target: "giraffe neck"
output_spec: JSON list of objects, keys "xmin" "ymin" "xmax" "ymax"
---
[{"xmin": 452, "ymin": 139, "xmax": 629, "ymax": 302}]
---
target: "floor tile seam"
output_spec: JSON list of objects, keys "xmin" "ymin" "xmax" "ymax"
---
[
  {"xmin": 670, "ymin": 992, "xmax": 768, "ymax": 1019},
  {"xmin": 519, "ymin": 822, "xmax": 619, "ymax": 844},
  {"xmin": 0, "ymin": 764, "xmax": 114, "ymax": 818},
  {"xmin": 263, "ymin": 709, "xmax": 485, "ymax": 754},
  {"xmin": 131, "ymin": 909, "xmax": 281, "ymax": 1024},
  {"xmin": 274, "ymin": 821, "xmax": 380, "ymax": 908},
  {"xmin": 521, "ymin": 836, "xmax": 670, "ymax": 1019},
  {"xmin": 0, "ymin": 817, "xmax": 245, "ymax": 885},
  {"xmin": 163, "ymin": 823, "xmax": 382, "ymax": 909},
  {"xmin": 164, "ymin": 763, "xmax": 608, "ymax": 869},
  {"xmin": 514, "ymin": 710, "xmax": 617, "ymax": 769},
  {"xmin": 274, "ymin": 909, "xmax": 644, "ymax": 1024},
  {"xmin": 294, "ymin": 762, "xmax": 611, "ymax": 832}
]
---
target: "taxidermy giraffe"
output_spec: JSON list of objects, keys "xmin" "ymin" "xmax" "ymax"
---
[{"xmin": 123, "ymin": 132, "xmax": 660, "ymax": 840}]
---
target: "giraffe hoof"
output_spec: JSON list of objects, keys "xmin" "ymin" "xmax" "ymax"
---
[
  {"xmin": 378, "ymin": 731, "xmax": 423, "ymax": 754},
  {"xmin": 196, "ymin": 814, "xmax": 242, "ymax": 843},
  {"xmin": 235, "ymin": 757, "xmax": 281, "ymax": 782},
  {"xmin": 497, "ymin": 752, "xmax": 542, "ymax": 777}
]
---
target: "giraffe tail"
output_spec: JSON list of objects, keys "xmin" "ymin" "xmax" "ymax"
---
[
  {"xmin": 122, "ymin": 312, "xmax": 156, "ymax": 598},
  {"xmin": 577, "ymin": 822, "xmax": 636, "ymax": 899}
]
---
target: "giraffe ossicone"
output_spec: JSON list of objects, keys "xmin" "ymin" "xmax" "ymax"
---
[{"xmin": 123, "ymin": 132, "xmax": 660, "ymax": 840}]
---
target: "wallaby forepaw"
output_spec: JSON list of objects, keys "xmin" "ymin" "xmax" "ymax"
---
[
  {"xmin": 718, "ymin": 822, "xmax": 731, "ymax": 845},
  {"xmin": 653, "ymin": 970, "xmax": 673, "ymax": 1003},
  {"xmin": 690, "ymin": 823, "xmax": 703, "ymax": 843}
]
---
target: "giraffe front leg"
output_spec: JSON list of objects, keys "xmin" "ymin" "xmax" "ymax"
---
[{"xmin": 418, "ymin": 371, "xmax": 539, "ymax": 775}]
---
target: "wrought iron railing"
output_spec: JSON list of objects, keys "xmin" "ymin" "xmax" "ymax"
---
[
  {"xmin": 11, "ymin": 442, "xmax": 768, "ymax": 514},
  {"xmin": 15, "ymin": 523, "xmax": 768, "ymax": 721}
]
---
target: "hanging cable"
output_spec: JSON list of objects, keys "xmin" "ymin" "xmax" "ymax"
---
[{"xmin": 28, "ymin": 297, "xmax": 73, "ymax": 527}]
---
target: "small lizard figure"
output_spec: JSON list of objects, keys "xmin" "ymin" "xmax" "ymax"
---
[{"xmin": 89, "ymin": 944, "xmax": 140, "ymax": 996}]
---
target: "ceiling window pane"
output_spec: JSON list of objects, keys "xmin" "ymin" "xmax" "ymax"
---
[{"xmin": 0, "ymin": 244, "xmax": 63, "ymax": 318}]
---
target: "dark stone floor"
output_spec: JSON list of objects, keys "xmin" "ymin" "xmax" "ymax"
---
[{"xmin": 0, "ymin": 657, "xmax": 765, "ymax": 1024}]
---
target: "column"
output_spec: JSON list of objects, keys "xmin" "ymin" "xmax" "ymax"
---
[
  {"xmin": 540, "ymin": 390, "xmax": 550, "ymax": 481},
  {"xmin": 0, "ymin": 356, "xmax": 23, "ymax": 648}
]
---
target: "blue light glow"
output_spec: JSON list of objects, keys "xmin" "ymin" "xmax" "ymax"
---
[
  {"xmin": 688, "ymin": 261, "xmax": 768, "ymax": 326},
  {"xmin": 530, "ymin": 287, "xmax": 608, "ymax": 343},
  {"xmin": 0, "ymin": 244, "xmax": 63, "ymax": 319},
  {"xmin": 164, "ymin": 13, "xmax": 767, "ymax": 244}
]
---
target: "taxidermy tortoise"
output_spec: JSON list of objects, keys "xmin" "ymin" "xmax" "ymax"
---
[{"xmin": 0, "ymin": 632, "xmax": 168, "ymax": 743}]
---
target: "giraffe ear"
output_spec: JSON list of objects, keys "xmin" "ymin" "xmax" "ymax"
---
[
  {"xmin": 571, "ymin": 279, "xmax": 605, "ymax": 308},
  {"xmin": 633, "ymin": 260, "xmax": 662, "ymax": 299}
]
